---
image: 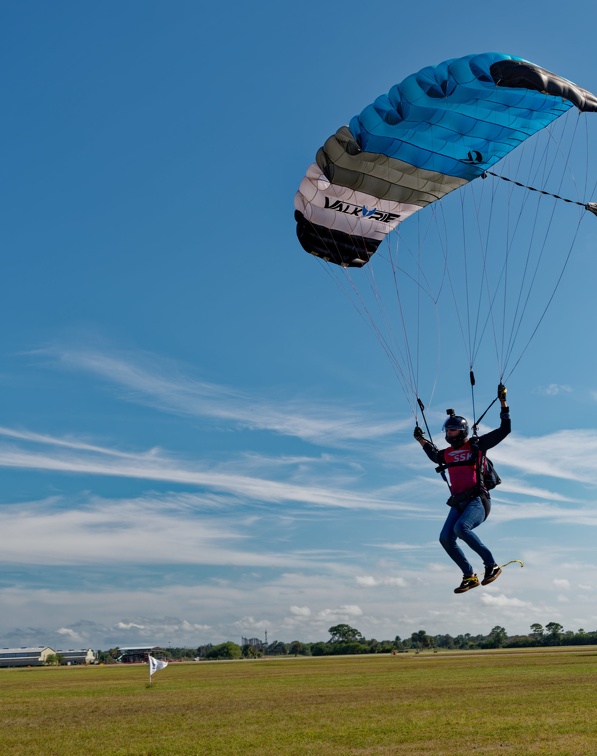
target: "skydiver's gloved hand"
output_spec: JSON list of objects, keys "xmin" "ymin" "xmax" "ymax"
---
[
  {"xmin": 413, "ymin": 425, "xmax": 425, "ymax": 442},
  {"xmin": 498, "ymin": 382, "xmax": 510, "ymax": 421},
  {"xmin": 498, "ymin": 383, "xmax": 507, "ymax": 403}
]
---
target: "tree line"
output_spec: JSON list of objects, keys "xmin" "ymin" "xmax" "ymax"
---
[{"xmin": 94, "ymin": 621, "xmax": 597, "ymax": 663}]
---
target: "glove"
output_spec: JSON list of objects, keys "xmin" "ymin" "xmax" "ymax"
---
[
  {"xmin": 498, "ymin": 383, "xmax": 507, "ymax": 402},
  {"xmin": 413, "ymin": 426, "xmax": 425, "ymax": 441}
]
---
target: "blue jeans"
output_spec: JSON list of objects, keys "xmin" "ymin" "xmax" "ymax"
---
[{"xmin": 439, "ymin": 496, "xmax": 495, "ymax": 576}]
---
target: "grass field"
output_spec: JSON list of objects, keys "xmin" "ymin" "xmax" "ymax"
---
[{"xmin": 1, "ymin": 647, "xmax": 597, "ymax": 755}]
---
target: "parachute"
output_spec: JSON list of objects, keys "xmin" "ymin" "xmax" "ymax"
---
[
  {"xmin": 295, "ymin": 53, "xmax": 597, "ymax": 268},
  {"xmin": 294, "ymin": 53, "xmax": 597, "ymax": 420}
]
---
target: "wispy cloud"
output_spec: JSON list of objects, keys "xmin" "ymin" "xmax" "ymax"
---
[
  {"xmin": 487, "ymin": 431, "xmax": 597, "ymax": 484},
  {"xmin": 56, "ymin": 627, "xmax": 84, "ymax": 644},
  {"xmin": 491, "ymin": 501, "xmax": 597, "ymax": 526},
  {"xmin": 479, "ymin": 593, "xmax": 529, "ymax": 607},
  {"xmin": 35, "ymin": 346, "xmax": 405, "ymax": 446},
  {"xmin": 356, "ymin": 576, "xmax": 407, "ymax": 587},
  {"xmin": 0, "ymin": 430, "xmax": 418, "ymax": 513},
  {"xmin": 533, "ymin": 384, "xmax": 573, "ymax": 396},
  {"xmin": 553, "ymin": 579, "xmax": 570, "ymax": 590},
  {"xmin": 0, "ymin": 493, "xmax": 382, "ymax": 568}
]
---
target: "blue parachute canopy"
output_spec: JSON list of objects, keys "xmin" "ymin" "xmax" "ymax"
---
[{"xmin": 295, "ymin": 52, "xmax": 597, "ymax": 267}]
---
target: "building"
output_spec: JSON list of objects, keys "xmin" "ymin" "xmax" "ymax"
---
[
  {"xmin": 117, "ymin": 645, "xmax": 164, "ymax": 663},
  {"xmin": 0, "ymin": 647, "xmax": 55, "ymax": 667},
  {"xmin": 56, "ymin": 649, "xmax": 96, "ymax": 665}
]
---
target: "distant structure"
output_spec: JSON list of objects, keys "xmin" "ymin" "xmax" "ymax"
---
[
  {"xmin": 116, "ymin": 645, "xmax": 164, "ymax": 663},
  {"xmin": 240, "ymin": 636, "xmax": 267, "ymax": 653},
  {"xmin": 0, "ymin": 647, "xmax": 96, "ymax": 667},
  {"xmin": 56, "ymin": 649, "xmax": 97, "ymax": 665},
  {"xmin": 0, "ymin": 647, "xmax": 54, "ymax": 667}
]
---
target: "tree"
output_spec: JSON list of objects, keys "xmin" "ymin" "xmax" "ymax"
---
[
  {"xmin": 530, "ymin": 623, "xmax": 544, "ymax": 642},
  {"xmin": 288, "ymin": 640, "xmax": 306, "ymax": 656},
  {"xmin": 486, "ymin": 626, "xmax": 508, "ymax": 648},
  {"xmin": 96, "ymin": 647, "xmax": 121, "ymax": 664},
  {"xmin": 328, "ymin": 624, "xmax": 363, "ymax": 644},
  {"xmin": 45, "ymin": 654, "xmax": 63, "ymax": 666},
  {"xmin": 267, "ymin": 641, "xmax": 288, "ymax": 656},
  {"xmin": 545, "ymin": 622, "xmax": 564, "ymax": 645},
  {"xmin": 242, "ymin": 644, "xmax": 259, "ymax": 658},
  {"xmin": 367, "ymin": 639, "xmax": 381, "ymax": 654},
  {"xmin": 331, "ymin": 641, "xmax": 368, "ymax": 655},
  {"xmin": 434, "ymin": 634, "xmax": 455, "ymax": 650},
  {"xmin": 206, "ymin": 642, "xmax": 242, "ymax": 660},
  {"xmin": 410, "ymin": 630, "xmax": 432, "ymax": 650}
]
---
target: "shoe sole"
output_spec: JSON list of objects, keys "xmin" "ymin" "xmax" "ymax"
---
[
  {"xmin": 454, "ymin": 582, "xmax": 479, "ymax": 593},
  {"xmin": 481, "ymin": 568, "xmax": 502, "ymax": 586}
]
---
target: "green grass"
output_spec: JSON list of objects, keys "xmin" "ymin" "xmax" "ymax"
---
[{"xmin": 1, "ymin": 647, "xmax": 597, "ymax": 754}]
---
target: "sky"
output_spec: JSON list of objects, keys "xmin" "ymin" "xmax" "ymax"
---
[{"xmin": 2, "ymin": 0, "xmax": 597, "ymax": 651}]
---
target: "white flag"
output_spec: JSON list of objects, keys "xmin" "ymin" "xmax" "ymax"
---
[{"xmin": 148, "ymin": 654, "xmax": 169, "ymax": 676}]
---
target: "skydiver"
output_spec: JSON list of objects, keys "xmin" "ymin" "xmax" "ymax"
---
[{"xmin": 413, "ymin": 384, "xmax": 511, "ymax": 593}]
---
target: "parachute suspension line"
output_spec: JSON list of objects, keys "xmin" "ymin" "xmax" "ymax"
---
[
  {"xmin": 435, "ymin": 203, "xmax": 471, "ymax": 367},
  {"xmin": 496, "ymin": 134, "xmax": 544, "ymax": 376},
  {"xmin": 500, "ymin": 111, "xmax": 593, "ymax": 378},
  {"xmin": 502, "ymin": 196, "xmax": 558, "ymax": 373},
  {"xmin": 318, "ymin": 258, "xmax": 419, "ymax": 416},
  {"xmin": 465, "ymin": 114, "xmax": 582, "ymax": 380},
  {"xmin": 469, "ymin": 173, "xmax": 490, "ymax": 368},
  {"xmin": 303, "ymin": 215, "xmax": 419, "ymax": 412},
  {"xmin": 370, "ymin": 239, "xmax": 420, "ymax": 406},
  {"xmin": 459, "ymin": 190, "xmax": 474, "ymax": 367},
  {"xmin": 500, "ymin": 172, "xmax": 545, "ymax": 374},
  {"xmin": 376, "ymin": 214, "xmax": 444, "ymax": 423},
  {"xmin": 468, "ymin": 140, "xmax": 540, "ymax": 375},
  {"xmin": 580, "ymin": 112, "xmax": 597, "ymax": 208},
  {"xmin": 498, "ymin": 120, "xmax": 548, "ymax": 373},
  {"xmin": 343, "ymin": 206, "xmax": 444, "ymax": 420},
  {"xmin": 413, "ymin": 213, "xmax": 443, "ymax": 416},
  {"xmin": 374, "ymin": 238, "xmax": 426, "ymax": 409},
  {"xmin": 411, "ymin": 211, "xmax": 437, "ymax": 412},
  {"xmin": 470, "ymin": 119, "xmax": 572, "ymax": 379},
  {"xmin": 472, "ymin": 395, "xmax": 498, "ymax": 436},
  {"xmin": 479, "ymin": 175, "xmax": 504, "ymax": 378},
  {"xmin": 385, "ymin": 229, "xmax": 442, "ymax": 423},
  {"xmin": 461, "ymin": 179, "xmax": 498, "ymax": 372},
  {"xmin": 497, "ymin": 115, "xmax": 586, "ymax": 376},
  {"xmin": 465, "ymin": 173, "xmax": 503, "ymax": 373},
  {"xmin": 415, "ymin": 218, "xmax": 422, "ymax": 399},
  {"xmin": 502, "ymin": 217, "xmax": 584, "ymax": 382}
]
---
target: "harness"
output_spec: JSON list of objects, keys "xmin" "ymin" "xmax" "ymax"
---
[{"xmin": 434, "ymin": 437, "xmax": 501, "ymax": 520}]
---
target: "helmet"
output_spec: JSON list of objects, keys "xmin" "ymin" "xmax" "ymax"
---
[{"xmin": 442, "ymin": 414, "xmax": 469, "ymax": 448}]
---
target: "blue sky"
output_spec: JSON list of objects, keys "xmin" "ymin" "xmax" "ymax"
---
[{"xmin": 2, "ymin": 0, "xmax": 597, "ymax": 650}]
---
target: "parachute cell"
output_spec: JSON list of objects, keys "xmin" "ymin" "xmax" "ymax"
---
[{"xmin": 295, "ymin": 53, "xmax": 597, "ymax": 268}]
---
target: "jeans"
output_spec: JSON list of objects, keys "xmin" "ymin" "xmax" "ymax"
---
[{"xmin": 439, "ymin": 496, "xmax": 495, "ymax": 576}]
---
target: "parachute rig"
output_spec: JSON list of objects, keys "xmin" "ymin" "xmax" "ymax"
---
[{"xmin": 294, "ymin": 52, "xmax": 597, "ymax": 419}]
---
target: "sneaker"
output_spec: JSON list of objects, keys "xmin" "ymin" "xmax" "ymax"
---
[
  {"xmin": 454, "ymin": 574, "xmax": 480, "ymax": 593},
  {"xmin": 481, "ymin": 564, "xmax": 502, "ymax": 585}
]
